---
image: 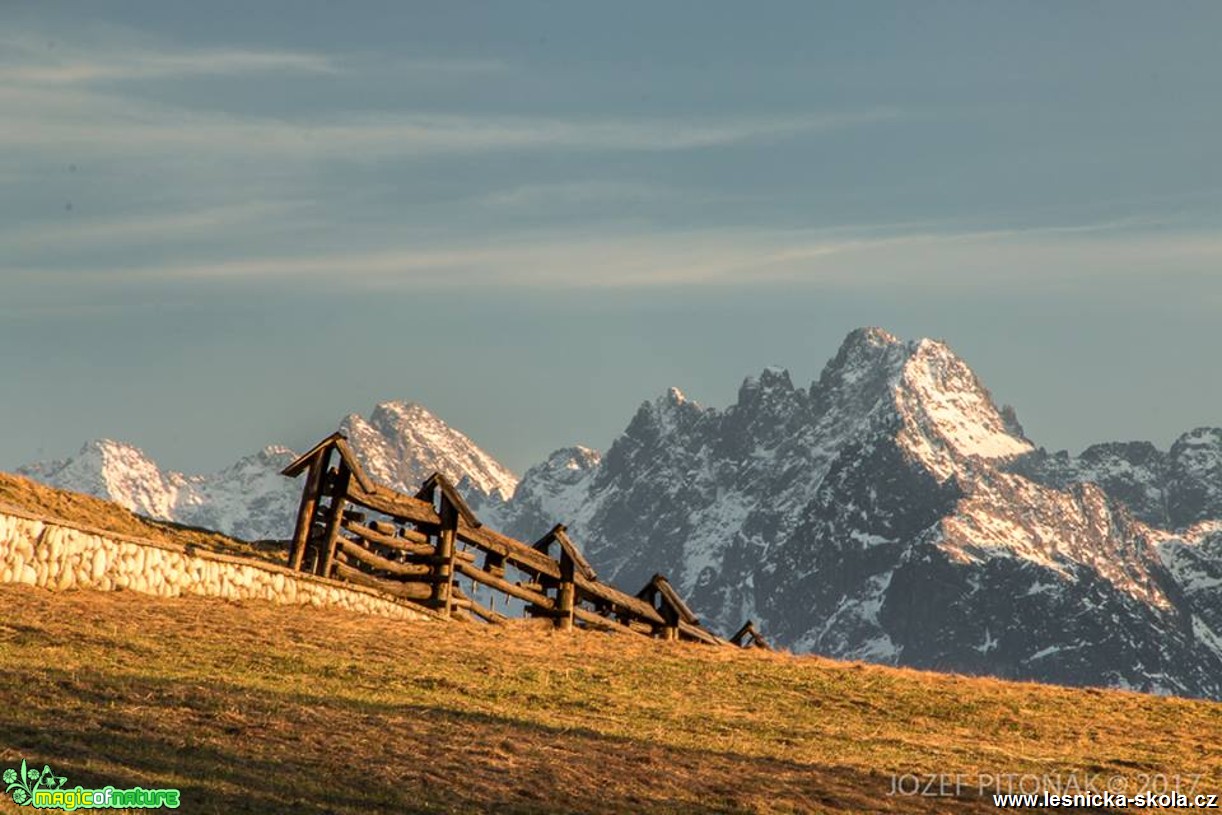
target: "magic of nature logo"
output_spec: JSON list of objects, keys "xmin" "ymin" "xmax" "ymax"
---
[{"xmin": 3, "ymin": 759, "xmax": 180, "ymax": 810}]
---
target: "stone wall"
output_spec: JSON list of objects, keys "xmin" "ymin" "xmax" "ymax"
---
[{"xmin": 0, "ymin": 505, "xmax": 434, "ymax": 622}]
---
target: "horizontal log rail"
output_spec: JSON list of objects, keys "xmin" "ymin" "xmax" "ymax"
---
[
  {"xmin": 333, "ymin": 561, "xmax": 432, "ymax": 601},
  {"xmin": 457, "ymin": 522, "xmax": 562, "ymax": 580},
  {"xmin": 455, "ymin": 559, "xmax": 554, "ymax": 610},
  {"xmin": 337, "ymin": 538, "xmax": 432, "ymax": 578},
  {"xmin": 343, "ymin": 519, "xmax": 435, "ymax": 556},
  {"xmin": 575, "ymin": 575, "xmax": 665, "ymax": 626}
]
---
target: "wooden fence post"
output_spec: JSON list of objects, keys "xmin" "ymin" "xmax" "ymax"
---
[
  {"xmin": 288, "ymin": 453, "xmax": 324, "ymax": 572},
  {"xmin": 556, "ymin": 550, "xmax": 575, "ymax": 631},
  {"xmin": 433, "ymin": 494, "xmax": 459, "ymax": 618},
  {"xmin": 317, "ymin": 464, "xmax": 351, "ymax": 579}
]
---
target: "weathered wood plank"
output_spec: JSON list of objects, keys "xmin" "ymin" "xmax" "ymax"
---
[
  {"xmin": 333, "ymin": 561, "xmax": 433, "ymax": 600},
  {"xmin": 457, "ymin": 522, "xmax": 562, "ymax": 580},
  {"xmin": 332, "ymin": 436, "xmax": 376, "ymax": 493},
  {"xmin": 338, "ymin": 538, "xmax": 433, "ymax": 577},
  {"xmin": 650, "ymin": 574, "xmax": 699, "ymax": 625},
  {"xmin": 450, "ymin": 584, "xmax": 508, "ymax": 624},
  {"xmin": 288, "ymin": 454, "xmax": 325, "ymax": 571},
  {"xmin": 318, "ymin": 467, "xmax": 352, "ymax": 579},
  {"xmin": 729, "ymin": 620, "xmax": 769, "ymax": 649},
  {"xmin": 454, "ymin": 560, "xmax": 555, "ymax": 610},
  {"xmin": 419, "ymin": 472, "xmax": 481, "ymax": 528},
  {"xmin": 432, "ymin": 495, "xmax": 460, "ymax": 616},
  {"xmin": 281, "ymin": 432, "xmax": 344, "ymax": 478},
  {"xmin": 346, "ymin": 482, "xmax": 441, "ymax": 528},
  {"xmin": 678, "ymin": 620, "xmax": 727, "ymax": 646},
  {"xmin": 575, "ymin": 575, "xmax": 665, "ymax": 625},
  {"xmin": 572, "ymin": 605, "xmax": 647, "ymax": 636},
  {"xmin": 343, "ymin": 520, "xmax": 434, "ymax": 555},
  {"xmin": 556, "ymin": 550, "xmax": 576, "ymax": 631},
  {"xmin": 554, "ymin": 528, "xmax": 597, "ymax": 582}
]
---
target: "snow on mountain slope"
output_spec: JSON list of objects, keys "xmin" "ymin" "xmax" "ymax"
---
[
  {"xmin": 1009, "ymin": 428, "xmax": 1222, "ymax": 531},
  {"xmin": 171, "ymin": 446, "xmax": 302, "ymax": 542},
  {"xmin": 11, "ymin": 330, "xmax": 1221, "ymax": 698},
  {"xmin": 16, "ymin": 441, "xmax": 304, "ymax": 541},
  {"xmin": 340, "ymin": 402, "xmax": 518, "ymax": 500},
  {"xmin": 495, "ymin": 327, "xmax": 1222, "ymax": 698},
  {"xmin": 17, "ymin": 440, "xmax": 186, "ymax": 521},
  {"xmin": 893, "ymin": 339, "xmax": 1034, "ymax": 479},
  {"xmin": 16, "ymin": 401, "xmax": 518, "ymax": 542}
]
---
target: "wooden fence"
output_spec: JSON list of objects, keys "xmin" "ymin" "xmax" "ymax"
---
[{"xmin": 280, "ymin": 433, "xmax": 766, "ymax": 647}]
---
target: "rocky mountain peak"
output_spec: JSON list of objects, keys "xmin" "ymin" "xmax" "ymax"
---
[
  {"xmin": 893, "ymin": 338, "xmax": 1034, "ymax": 480},
  {"xmin": 341, "ymin": 400, "xmax": 518, "ymax": 500}
]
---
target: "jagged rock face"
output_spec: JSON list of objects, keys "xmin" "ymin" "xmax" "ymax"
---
[
  {"xmin": 496, "ymin": 328, "xmax": 1222, "ymax": 699},
  {"xmin": 1010, "ymin": 429, "xmax": 1222, "ymax": 530},
  {"xmin": 1168, "ymin": 429, "xmax": 1222, "ymax": 528},
  {"xmin": 12, "ymin": 331, "xmax": 1222, "ymax": 698}
]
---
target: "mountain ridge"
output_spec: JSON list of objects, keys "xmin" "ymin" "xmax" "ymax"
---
[{"xmin": 12, "ymin": 328, "xmax": 1221, "ymax": 698}]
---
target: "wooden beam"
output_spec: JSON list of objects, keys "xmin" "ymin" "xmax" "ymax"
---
[
  {"xmin": 729, "ymin": 620, "xmax": 770, "ymax": 649},
  {"xmin": 346, "ymin": 482, "xmax": 441, "ymax": 528},
  {"xmin": 343, "ymin": 520, "xmax": 434, "ymax": 555},
  {"xmin": 572, "ymin": 606, "xmax": 648, "ymax": 636},
  {"xmin": 533, "ymin": 524, "xmax": 597, "ymax": 582},
  {"xmin": 482, "ymin": 550, "xmax": 506, "ymax": 579},
  {"xmin": 288, "ymin": 454, "xmax": 325, "ymax": 571},
  {"xmin": 450, "ymin": 584, "xmax": 508, "ymax": 624},
  {"xmin": 318, "ymin": 466, "xmax": 351, "ymax": 579},
  {"xmin": 337, "ymin": 538, "xmax": 433, "ymax": 578},
  {"xmin": 431, "ymin": 493, "xmax": 460, "ymax": 617},
  {"xmin": 332, "ymin": 436, "xmax": 376, "ymax": 494},
  {"xmin": 574, "ymin": 575, "xmax": 665, "ymax": 626},
  {"xmin": 457, "ymin": 523, "xmax": 562, "ymax": 580},
  {"xmin": 281, "ymin": 432, "xmax": 344, "ymax": 478},
  {"xmin": 677, "ymin": 620, "xmax": 725, "ymax": 646},
  {"xmin": 333, "ymin": 561, "xmax": 432, "ymax": 601},
  {"xmin": 554, "ymin": 528, "xmax": 597, "ymax": 582},
  {"xmin": 648, "ymin": 574, "xmax": 700, "ymax": 626},
  {"xmin": 454, "ymin": 560, "xmax": 554, "ymax": 610},
  {"xmin": 555, "ymin": 550, "xmax": 575, "ymax": 632},
  {"xmin": 420, "ymin": 472, "xmax": 481, "ymax": 528}
]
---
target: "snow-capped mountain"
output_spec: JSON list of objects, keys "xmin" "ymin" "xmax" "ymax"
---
[
  {"xmin": 340, "ymin": 401, "xmax": 518, "ymax": 500},
  {"xmin": 492, "ymin": 328, "xmax": 1222, "ymax": 699},
  {"xmin": 11, "ymin": 332, "xmax": 1221, "ymax": 698},
  {"xmin": 15, "ymin": 401, "xmax": 518, "ymax": 542},
  {"xmin": 15, "ymin": 440, "xmax": 301, "ymax": 541}
]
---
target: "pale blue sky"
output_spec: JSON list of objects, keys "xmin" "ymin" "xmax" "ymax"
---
[{"xmin": 2, "ymin": 1, "xmax": 1220, "ymax": 474}]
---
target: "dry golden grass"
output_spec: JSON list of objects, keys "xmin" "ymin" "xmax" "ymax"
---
[
  {"xmin": 1, "ymin": 584, "xmax": 1219, "ymax": 814},
  {"xmin": 1, "ymin": 477, "xmax": 1219, "ymax": 813}
]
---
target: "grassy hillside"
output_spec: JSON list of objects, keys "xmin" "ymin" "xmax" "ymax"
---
[
  {"xmin": 1, "ymin": 583, "xmax": 1219, "ymax": 814},
  {"xmin": 1, "ymin": 478, "xmax": 1219, "ymax": 813}
]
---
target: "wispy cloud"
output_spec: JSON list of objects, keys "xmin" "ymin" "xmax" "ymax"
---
[
  {"xmin": 0, "ymin": 83, "xmax": 898, "ymax": 158},
  {"xmin": 0, "ymin": 201, "xmax": 312, "ymax": 253},
  {"xmin": 11, "ymin": 218, "xmax": 1220, "ymax": 292},
  {"xmin": 0, "ymin": 31, "xmax": 340, "ymax": 84},
  {"xmin": 0, "ymin": 27, "xmax": 895, "ymax": 160}
]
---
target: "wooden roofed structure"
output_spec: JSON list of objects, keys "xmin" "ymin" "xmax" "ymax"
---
[{"xmin": 280, "ymin": 433, "xmax": 765, "ymax": 646}]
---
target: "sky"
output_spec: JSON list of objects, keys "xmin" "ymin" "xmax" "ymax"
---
[{"xmin": 2, "ymin": 1, "xmax": 1220, "ymax": 475}]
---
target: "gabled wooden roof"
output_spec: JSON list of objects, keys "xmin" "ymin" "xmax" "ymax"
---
[
  {"xmin": 280, "ymin": 432, "xmax": 376, "ymax": 494},
  {"xmin": 419, "ymin": 472, "xmax": 482, "ymax": 529},
  {"xmin": 638, "ymin": 573, "xmax": 700, "ymax": 625},
  {"xmin": 533, "ymin": 524, "xmax": 597, "ymax": 581}
]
